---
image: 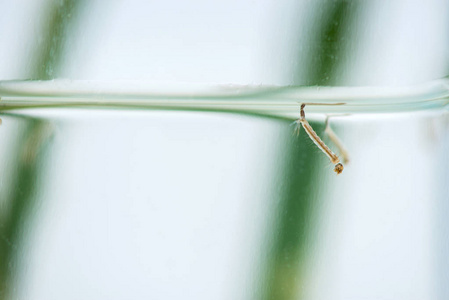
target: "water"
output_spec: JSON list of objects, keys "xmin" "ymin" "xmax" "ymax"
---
[{"xmin": 0, "ymin": 80, "xmax": 448, "ymax": 299}]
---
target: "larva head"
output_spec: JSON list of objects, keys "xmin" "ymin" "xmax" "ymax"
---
[{"xmin": 334, "ymin": 163, "xmax": 344, "ymax": 174}]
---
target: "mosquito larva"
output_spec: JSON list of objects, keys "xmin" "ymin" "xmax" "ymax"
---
[
  {"xmin": 324, "ymin": 116, "xmax": 349, "ymax": 164},
  {"xmin": 294, "ymin": 103, "xmax": 345, "ymax": 174}
]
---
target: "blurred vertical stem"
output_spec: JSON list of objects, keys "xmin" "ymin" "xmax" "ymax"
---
[
  {"xmin": 260, "ymin": 127, "xmax": 321, "ymax": 300},
  {"xmin": 0, "ymin": 0, "xmax": 83, "ymax": 298},
  {"xmin": 260, "ymin": 2, "xmax": 359, "ymax": 299},
  {"xmin": 30, "ymin": 0, "xmax": 85, "ymax": 79},
  {"xmin": 0, "ymin": 119, "xmax": 53, "ymax": 299},
  {"xmin": 296, "ymin": 1, "xmax": 360, "ymax": 86}
]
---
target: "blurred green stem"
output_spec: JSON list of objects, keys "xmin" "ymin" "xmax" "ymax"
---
[{"xmin": 29, "ymin": 0, "xmax": 85, "ymax": 79}]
